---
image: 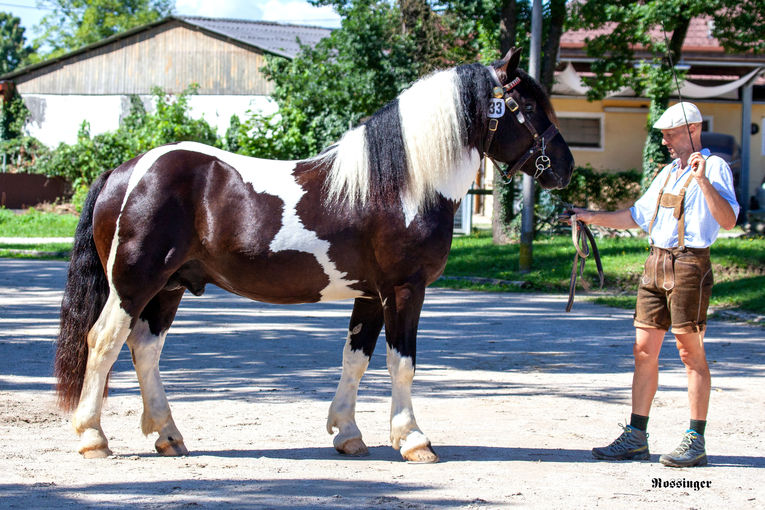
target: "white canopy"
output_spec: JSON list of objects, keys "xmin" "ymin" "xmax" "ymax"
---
[{"xmin": 553, "ymin": 62, "xmax": 764, "ymax": 99}]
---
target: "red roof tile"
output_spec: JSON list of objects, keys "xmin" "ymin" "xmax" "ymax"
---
[{"xmin": 561, "ymin": 16, "xmax": 722, "ymax": 52}]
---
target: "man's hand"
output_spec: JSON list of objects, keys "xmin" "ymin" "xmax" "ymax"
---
[
  {"xmin": 689, "ymin": 151, "xmax": 737, "ymax": 230},
  {"xmin": 689, "ymin": 152, "xmax": 708, "ymax": 183},
  {"xmin": 570, "ymin": 207, "xmax": 595, "ymax": 224},
  {"xmin": 561, "ymin": 207, "xmax": 639, "ymax": 230}
]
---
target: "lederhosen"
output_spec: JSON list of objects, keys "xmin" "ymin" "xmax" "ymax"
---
[{"xmin": 634, "ymin": 166, "xmax": 714, "ymax": 334}]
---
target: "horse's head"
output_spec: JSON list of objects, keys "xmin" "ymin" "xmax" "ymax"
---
[{"xmin": 483, "ymin": 48, "xmax": 573, "ymax": 190}]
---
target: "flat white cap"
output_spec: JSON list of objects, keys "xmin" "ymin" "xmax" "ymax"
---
[{"xmin": 653, "ymin": 102, "xmax": 702, "ymax": 130}]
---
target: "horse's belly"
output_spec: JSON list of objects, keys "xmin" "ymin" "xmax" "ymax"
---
[{"xmin": 208, "ymin": 251, "xmax": 364, "ymax": 304}]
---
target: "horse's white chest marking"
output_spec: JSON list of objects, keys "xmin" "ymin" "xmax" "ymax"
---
[{"xmin": 118, "ymin": 142, "xmax": 362, "ymax": 301}]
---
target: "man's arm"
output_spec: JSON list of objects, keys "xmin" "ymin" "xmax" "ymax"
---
[
  {"xmin": 689, "ymin": 152, "xmax": 737, "ymax": 230},
  {"xmin": 570, "ymin": 207, "xmax": 640, "ymax": 230}
]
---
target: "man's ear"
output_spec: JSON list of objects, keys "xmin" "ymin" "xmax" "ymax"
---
[{"xmin": 494, "ymin": 47, "xmax": 523, "ymax": 83}]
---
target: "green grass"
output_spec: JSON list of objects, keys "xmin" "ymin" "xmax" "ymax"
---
[
  {"xmin": 440, "ymin": 231, "xmax": 649, "ymax": 293},
  {"xmin": 1, "ymin": 210, "xmax": 762, "ymax": 316},
  {"xmin": 0, "ymin": 208, "xmax": 79, "ymax": 237},
  {"xmin": 439, "ymin": 231, "xmax": 765, "ymax": 315},
  {"xmin": 0, "ymin": 243, "xmax": 73, "ymax": 260}
]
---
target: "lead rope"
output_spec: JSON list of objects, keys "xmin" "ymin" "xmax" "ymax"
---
[
  {"xmin": 661, "ymin": 23, "xmax": 705, "ymax": 349},
  {"xmin": 558, "ymin": 208, "xmax": 604, "ymax": 312},
  {"xmin": 660, "ymin": 23, "xmax": 696, "ymax": 152}
]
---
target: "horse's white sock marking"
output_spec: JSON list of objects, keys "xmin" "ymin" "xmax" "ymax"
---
[
  {"xmin": 72, "ymin": 293, "xmax": 132, "ymax": 439},
  {"xmin": 127, "ymin": 319, "xmax": 174, "ymax": 435},
  {"xmin": 386, "ymin": 344, "xmax": 429, "ymax": 454},
  {"xmin": 327, "ymin": 332, "xmax": 370, "ymax": 447}
]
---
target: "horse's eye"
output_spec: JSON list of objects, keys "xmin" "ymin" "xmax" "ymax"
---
[{"xmin": 524, "ymin": 104, "xmax": 534, "ymax": 113}]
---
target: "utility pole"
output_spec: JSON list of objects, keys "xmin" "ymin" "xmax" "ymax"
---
[{"xmin": 520, "ymin": 0, "xmax": 542, "ymax": 272}]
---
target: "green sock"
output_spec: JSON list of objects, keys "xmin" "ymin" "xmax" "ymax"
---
[
  {"xmin": 690, "ymin": 419, "xmax": 706, "ymax": 436},
  {"xmin": 630, "ymin": 413, "xmax": 649, "ymax": 431}
]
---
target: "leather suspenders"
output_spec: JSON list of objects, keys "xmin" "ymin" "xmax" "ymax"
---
[{"xmin": 647, "ymin": 165, "xmax": 696, "ymax": 250}]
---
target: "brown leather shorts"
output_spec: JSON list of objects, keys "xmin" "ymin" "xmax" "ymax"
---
[{"xmin": 634, "ymin": 246, "xmax": 713, "ymax": 334}]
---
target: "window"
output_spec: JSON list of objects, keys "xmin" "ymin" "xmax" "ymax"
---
[{"xmin": 557, "ymin": 114, "xmax": 603, "ymax": 150}]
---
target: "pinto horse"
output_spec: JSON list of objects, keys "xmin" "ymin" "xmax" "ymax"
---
[{"xmin": 55, "ymin": 48, "xmax": 573, "ymax": 463}]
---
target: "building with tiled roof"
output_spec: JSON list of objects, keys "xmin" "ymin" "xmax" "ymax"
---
[{"xmin": 0, "ymin": 16, "xmax": 332, "ymax": 147}]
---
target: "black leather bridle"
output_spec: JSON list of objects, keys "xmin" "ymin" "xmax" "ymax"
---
[{"xmin": 483, "ymin": 67, "xmax": 561, "ymax": 182}]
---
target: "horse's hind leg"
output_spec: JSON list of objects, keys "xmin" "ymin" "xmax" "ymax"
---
[
  {"xmin": 383, "ymin": 282, "xmax": 438, "ymax": 463},
  {"xmin": 126, "ymin": 288, "xmax": 188, "ymax": 456},
  {"xmin": 72, "ymin": 292, "xmax": 133, "ymax": 458},
  {"xmin": 327, "ymin": 297, "xmax": 383, "ymax": 456}
]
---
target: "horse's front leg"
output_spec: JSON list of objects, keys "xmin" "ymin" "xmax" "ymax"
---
[
  {"xmin": 327, "ymin": 297, "xmax": 383, "ymax": 456},
  {"xmin": 383, "ymin": 282, "xmax": 439, "ymax": 463}
]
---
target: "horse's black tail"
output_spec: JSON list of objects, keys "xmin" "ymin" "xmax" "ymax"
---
[{"xmin": 54, "ymin": 171, "xmax": 112, "ymax": 411}]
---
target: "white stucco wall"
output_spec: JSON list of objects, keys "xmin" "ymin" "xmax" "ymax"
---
[{"xmin": 22, "ymin": 94, "xmax": 278, "ymax": 147}]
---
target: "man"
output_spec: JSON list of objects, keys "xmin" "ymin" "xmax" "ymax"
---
[{"xmin": 573, "ymin": 102, "xmax": 739, "ymax": 467}]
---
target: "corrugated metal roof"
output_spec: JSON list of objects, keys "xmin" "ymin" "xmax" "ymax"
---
[
  {"xmin": 0, "ymin": 16, "xmax": 332, "ymax": 82},
  {"xmin": 179, "ymin": 16, "xmax": 332, "ymax": 59}
]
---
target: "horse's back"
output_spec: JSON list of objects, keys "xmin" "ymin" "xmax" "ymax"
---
[{"xmin": 94, "ymin": 142, "xmax": 368, "ymax": 307}]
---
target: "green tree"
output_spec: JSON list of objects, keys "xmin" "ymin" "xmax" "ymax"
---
[
  {"xmin": 569, "ymin": 0, "xmax": 765, "ymax": 187},
  {"xmin": 0, "ymin": 87, "xmax": 29, "ymax": 141},
  {"xmin": 33, "ymin": 0, "xmax": 172, "ymax": 59},
  {"xmin": 234, "ymin": 0, "xmax": 421, "ymax": 159},
  {"xmin": 0, "ymin": 12, "xmax": 33, "ymax": 74},
  {"xmin": 437, "ymin": 1, "xmax": 567, "ymax": 243},
  {"xmin": 436, "ymin": 1, "xmax": 566, "ymax": 92},
  {"xmin": 710, "ymin": 0, "xmax": 765, "ymax": 55}
]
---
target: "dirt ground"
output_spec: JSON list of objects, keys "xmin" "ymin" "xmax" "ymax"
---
[{"xmin": 1, "ymin": 258, "xmax": 763, "ymax": 509}]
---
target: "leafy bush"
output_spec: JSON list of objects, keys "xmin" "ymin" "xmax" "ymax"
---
[
  {"xmin": 548, "ymin": 164, "xmax": 642, "ymax": 211},
  {"xmin": 522, "ymin": 165, "xmax": 643, "ymax": 234},
  {"xmin": 29, "ymin": 85, "xmax": 218, "ymax": 187},
  {"xmin": 0, "ymin": 87, "xmax": 48, "ymax": 173},
  {"xmin": 0, "ymin": 87, "xmax": 29, "ymax": 141}
]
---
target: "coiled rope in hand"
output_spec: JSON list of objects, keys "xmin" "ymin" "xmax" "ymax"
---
[{"xmin": 558, "ymin": 209, "xmax": 604, "ymax": 312}]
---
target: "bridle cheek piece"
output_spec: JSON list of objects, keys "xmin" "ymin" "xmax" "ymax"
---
[{"xmin": 483, "ymin": 69, "xmax": 559, "ymax": 182}]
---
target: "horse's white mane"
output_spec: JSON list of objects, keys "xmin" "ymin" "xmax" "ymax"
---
[{"xmin": 320, "ymin": 68, "xmax": 469, "ymax": 209}]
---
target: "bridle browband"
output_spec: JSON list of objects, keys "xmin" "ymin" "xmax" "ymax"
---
[{"xmin": 483, "ymin": 67, "xmax": 560, "ymax": 182}]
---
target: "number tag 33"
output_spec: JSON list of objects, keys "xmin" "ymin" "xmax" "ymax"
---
[{"xmin": 488, "ymin": 98, "xmax": 505, "ymax": 118}]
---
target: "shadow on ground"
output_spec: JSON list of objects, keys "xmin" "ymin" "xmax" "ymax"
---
[{"xmin": 1, "ymin": 259, "xmax": 763, "ymax": 404}]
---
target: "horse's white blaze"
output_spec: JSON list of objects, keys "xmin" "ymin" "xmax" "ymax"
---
[
  {"xmin": 386, "ymin": 344, "xmax": 429, "ymax": 453},
  {"xmin": 116, "ymin": 142, "xmax": 361, "ymax": 302},
  {"xmin": 126, "ymin": 319, "xmax": 176, "ymax": 436},
  {"xmin": 326, "ymin": 333, "xmax": 370, "ymax": 446},
  {"xmin": 72, "ymin": 293, "xmax": 132, "ymax": 437}
]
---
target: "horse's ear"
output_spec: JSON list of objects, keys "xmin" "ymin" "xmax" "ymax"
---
[{"xmin": 494, "ymin": 47, "xmax": 523, "ymax": 82}]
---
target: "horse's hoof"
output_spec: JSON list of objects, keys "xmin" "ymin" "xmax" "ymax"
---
[
  {"xmin": 335, "ymin": 437, "xmax": 369, "ymax": 457},
  {"xmin": 402, "ymin": 444, "xmax": 439, "ymax": 463},
  {"xmin": 80, "ymin": 446, "xmax": 112, "ymax": 459},
  {"xmin": 156, "ymin": 440, "xmax": 188, "ymax": 457}
]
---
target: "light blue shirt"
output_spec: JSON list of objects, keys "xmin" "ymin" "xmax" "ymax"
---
[{"xmin": 630, "ymin": 148, "xmax": 740, "ymax": 249}]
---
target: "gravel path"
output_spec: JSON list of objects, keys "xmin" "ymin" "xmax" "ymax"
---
[{"xmin": 1, "ymin": 259, "xmax": 763, "ymax": 509}]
